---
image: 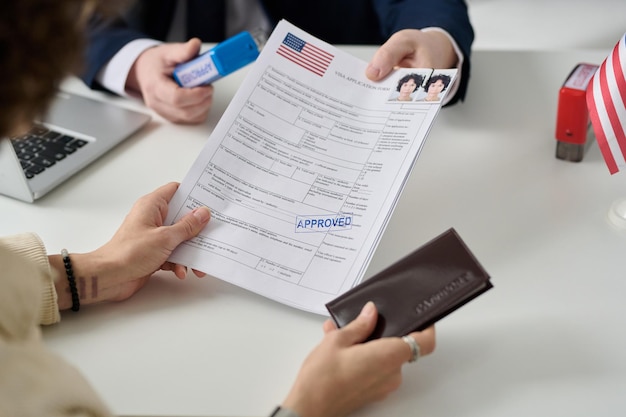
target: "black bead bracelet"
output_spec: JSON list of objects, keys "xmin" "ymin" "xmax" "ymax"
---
[{"xmin": 61, "ymin": 249, "xmax": 80, "ymax": 312}]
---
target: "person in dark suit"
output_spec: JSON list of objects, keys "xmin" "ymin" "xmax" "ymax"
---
[{"xmin": 83, "ymin": 0, "xmax": 474, "ymax": 123}]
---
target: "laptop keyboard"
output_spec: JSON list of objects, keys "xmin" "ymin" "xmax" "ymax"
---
[{"xmin": 10, "ymin": 124, "xmax": 88, "ymax": 179}]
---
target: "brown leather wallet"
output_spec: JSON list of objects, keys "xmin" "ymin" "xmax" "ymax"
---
[{"xmin": 325, "ymin": 228, "xmax": 492, "ymax": 340}]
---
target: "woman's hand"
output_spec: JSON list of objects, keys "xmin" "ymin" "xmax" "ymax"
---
[
  {"xmin": 52, "ymin": 182, "xmax": 211, "ymax": 309},
  {"xmin": 282, "ymin": 302, "xmax": 436, "ymax": 417}
]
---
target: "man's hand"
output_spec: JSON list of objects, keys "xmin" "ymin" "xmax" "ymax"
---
[
  {"xmin": 126, "ymin": 38, "xmax": 214, "ymax": 124},
  {"xmin": 366, "ymin": 29, "xmax": 458, "ymax": 81}
]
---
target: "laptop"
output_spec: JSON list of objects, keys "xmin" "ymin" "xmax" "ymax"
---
[{"xmin": 0, "ymin": 91, "xmax": 151, "ymax": 202}]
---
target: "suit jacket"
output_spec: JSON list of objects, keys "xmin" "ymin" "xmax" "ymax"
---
[{"xmin": 83, "ymin": 0, "xmax": 474, "ymax": 105}]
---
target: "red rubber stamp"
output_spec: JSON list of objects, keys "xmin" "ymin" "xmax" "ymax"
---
[{"xmin": 555, "ymin": 63, "xmax": 599, "ymax": 162}]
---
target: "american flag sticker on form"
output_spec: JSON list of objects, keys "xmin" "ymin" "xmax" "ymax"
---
[{"xmin": 276, "ymin": 32, "xmax": 334, "ymax": 76}]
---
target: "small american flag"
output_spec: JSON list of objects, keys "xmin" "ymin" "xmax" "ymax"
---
[
  {"xmin": 586, "ymin": 33, "xmax": 626, "ymax": 174},
  {"xmin": 276, "ymin": 33, "xmax": 334, "ymax": 77}
]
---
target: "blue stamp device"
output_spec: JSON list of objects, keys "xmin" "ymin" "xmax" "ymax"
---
[{"xmin": 172, "ymin": 31, "xmax": 262, "ymax": 88}]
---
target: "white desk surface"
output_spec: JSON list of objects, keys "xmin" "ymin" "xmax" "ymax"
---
[
  {"xmin": 467, "ymin": 0, "xmax": 626, "ymax": 51},
  {"xmin": 2, "ymin": 48, "xmax": 626, "ymax": 417}
]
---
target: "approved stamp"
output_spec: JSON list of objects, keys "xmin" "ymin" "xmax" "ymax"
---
[{"xmin": 295, "ymin": 213, "xmax": 353, "ymax": 233}]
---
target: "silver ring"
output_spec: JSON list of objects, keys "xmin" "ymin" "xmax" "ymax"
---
[{"xmin": 402, "ymin": 335, "xmax": 421, "ymax": 363}]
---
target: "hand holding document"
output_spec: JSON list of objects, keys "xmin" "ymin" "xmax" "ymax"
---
[{"xmin": 165, "ymin": 20, "xmax": 457, "ymax": 315}]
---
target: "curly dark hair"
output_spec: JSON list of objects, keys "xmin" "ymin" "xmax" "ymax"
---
[
  {"xmin": 423, "ymin": 74, "xmax": 452, "ymax": 92},
  {"xmin": 0, "ymin": 0, "xmax": 129, "ymax": 137},
  {"xmin": 395, "ymin": 73, "xmax": 423, "ymax": 93}
]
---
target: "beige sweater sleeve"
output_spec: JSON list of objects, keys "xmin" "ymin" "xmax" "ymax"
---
[
  {"xmin": 0, "ymin": 233, "xmax": 60, "ymax": 324},
  {"xmin": 0, "ymin": 234, "xmax": 113, "ymax": 417}
]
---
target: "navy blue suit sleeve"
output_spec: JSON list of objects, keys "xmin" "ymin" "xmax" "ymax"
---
[
  {"xmin": 80, "ymin": 17, "xmax": 148, "ymax": 89},
  {"xmin": 80, "ymin": 0, "xmax": 473, "ymax": 104}
]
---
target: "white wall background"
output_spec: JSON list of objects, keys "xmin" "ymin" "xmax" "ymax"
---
[{"xmin": 467, "ymin": 0, "xmax": 626, "ymax": 50}]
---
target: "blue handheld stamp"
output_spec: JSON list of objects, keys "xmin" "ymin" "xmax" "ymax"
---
[{"xmin": 172, "ymin": 30, "xmax": 264, "ymax": 88}]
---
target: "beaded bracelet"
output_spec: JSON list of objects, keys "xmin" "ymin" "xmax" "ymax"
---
[{"xmin": 61, "ymin": 249, "xmax": 80, "ymax": 312}]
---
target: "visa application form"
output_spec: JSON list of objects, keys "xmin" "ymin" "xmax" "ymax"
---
[{"xmin": 165, "ymin": 20, "xmax": 457, "ymax": 315}]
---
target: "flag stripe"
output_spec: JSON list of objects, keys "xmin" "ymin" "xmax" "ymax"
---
[
  {"xmin": 605, "ymin": 38, "xmax": 626, "ymax": 156},
  {"xmin": 586, "ymin": 33, "xmax": 626, "ymax": 174},
  {"xmin": 277, "ymin": 45, "xmax": 325, "ymax": 76},
  {"xmin": 588, "ymin": 77, "xmax": 619, "ymax": 173},
  {"xmin": 611, "ymin": 37, "xmax": 626, "ymax": 106},
  {"xmin": 599, "ymin": 54, "xmax": 626, "ymax": 159},
  {"xmin": 301, "ymin": 42, "xmax": 333, "ymax": 64}
]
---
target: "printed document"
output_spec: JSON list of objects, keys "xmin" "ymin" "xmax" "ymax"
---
[{"xmin": 165, "ymin": 20, "xmax": 457, "ymax": 315}]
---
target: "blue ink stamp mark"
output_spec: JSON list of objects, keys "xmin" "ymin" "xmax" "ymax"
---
[{"xmin": 295, "ymin": 213, "xmax": 353, "ymax": 233}]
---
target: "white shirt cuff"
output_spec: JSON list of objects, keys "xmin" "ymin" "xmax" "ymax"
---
[
  {"xmin": 95, "ymin": 38, "xmax": 163, "ymax": 97},
  {"xmin": 421, "ymin": 27, "xmax": 464, "ymax": 105}
]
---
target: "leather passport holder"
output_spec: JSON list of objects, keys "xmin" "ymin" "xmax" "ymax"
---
[{"xmin": 325, "ymin": 228, "xmax": 492, "ymax": 340}]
